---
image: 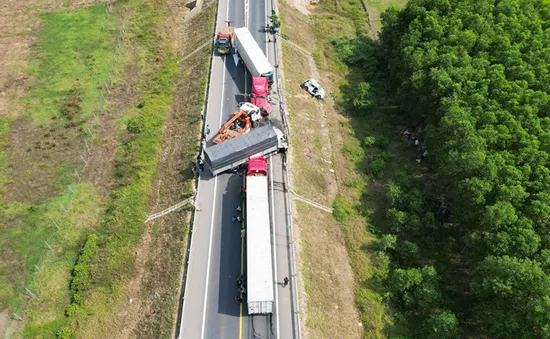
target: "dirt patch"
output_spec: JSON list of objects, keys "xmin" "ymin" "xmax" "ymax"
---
[
  {"xmin": 82, "ymin": 63, "xmax": 139, "ymax": 193},
  {"xmin": 280, "ymin": 0, "xmax": 316, "ymax": 52},
  {"xmin": 282, "ymin": 41, "xmax": 337, "ymax": 205},
  {"xmin": 4, "ymin": 118, "xmax": 85, "ymax": 203},
  {"xmin": 295, "ymin": 204, "xmax": 362, "ymax": 338},
  {"xmin": 0, "ymin": 0, "xmax": 106, "ymax": 118},
  {"xmin": 0, "ymin": 309, "xmax": 10, "ymax": 338},
  {"xmin": 0, "ymin": 36, "xmax": 33, "ymax": 119}
]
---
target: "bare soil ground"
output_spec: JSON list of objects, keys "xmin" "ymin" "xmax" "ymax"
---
[
  {"xmin": 5, "ymin": 119, "xmax": 86, "ymax": 203},
  {"xmin": 0, "ymin": 0, "xmax": 106, "ymax": 117}
]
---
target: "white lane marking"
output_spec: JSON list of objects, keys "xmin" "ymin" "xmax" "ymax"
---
[
  {"xmin": 200, "ymin": 173, "xmax": 218, "ymax": 339},
  {"xmin": 244, "ymin": 0, "xmax": 249, "ymax": 28},
  {"xmin": 269, "ymin": 157, "xmax": 281, "ymax": 338},
  {"xmin": 200, "ymin": 2, "xmax": 229, "ymax": 334}
]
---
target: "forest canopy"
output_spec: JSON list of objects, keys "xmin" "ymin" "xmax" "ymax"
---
[{"xmin": 370, "ymin": 0, "xmax": 550, "ymax": 337}]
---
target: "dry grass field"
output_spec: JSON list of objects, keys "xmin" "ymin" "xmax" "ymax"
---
[{"xmin": 279, "ymin": 0, "xmax": 407, "ymax": 338}]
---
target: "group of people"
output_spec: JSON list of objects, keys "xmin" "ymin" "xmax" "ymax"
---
[
  {"xmin": 399, "ymin": 126, "xmax": 429, "ymax": 163},
  {"xmin": 192, "ymin": 156, "xmax": 205, "ymax": 177}
]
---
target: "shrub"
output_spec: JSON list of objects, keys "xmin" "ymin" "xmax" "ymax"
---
[
  {"xmin": 343, "ymin": 139, "xmax": 365, "ymax": 165},
  {"xmin": 383, "ymin": 181, "xmax": 402, "ymax": 206},
  {"xmin": 374, "ymin": 135, "xmax": 389, "ymax": 149},
  {"xmin": 56, "ymin": 327, "xmax": 73, "ymax": 339},
  {"xmin": 368, "ymin": 158, "xmax": 386, "ymax": 177},
  {"xmin": 69, "ymin": 234, "xmax": 99, "ymax": 305},
  {"xmin": 377, "ymin": 234, "xmax": 397, "ymax": 252},
  {"xmin": 364, "ymin": 136, "xmax": 376, "ymax": 147},
  {"xmin": 333, "ymin": 196, "xmax": 355, "ymax": 223},
  {"xmin": 127, "ymin": 115, "xmax": 145, "ymax": 134}
]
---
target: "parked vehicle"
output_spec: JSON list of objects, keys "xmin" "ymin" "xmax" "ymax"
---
[
  {"xmin": 250, "ymin": 76, "xmax": 272, "ymax": 116},
  {"xmin": 215, "ymin": 22, "xmax": 235, "ymax": 55},
  {"xmin": 245, "ymin": 156, "xmax": 274, "ymax": 314},
  {"xmin": 234, "ymin": 27, "xmax": 274, "ymax": 83},
  {"xmin": 301, "ymin": 78, "xmax": 325, "ymax": 99},
  {"xmin": 204, "ymin": 125, "xmax": 287, "ymax": 176},
  {"xmin": 213, "ymin": 103, "xmax": 262, "ymax": 145}
]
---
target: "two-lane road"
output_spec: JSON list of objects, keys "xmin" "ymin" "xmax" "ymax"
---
[{"xmin": 178, "ymin": 0, "xmax": 298, "ymax": 337}]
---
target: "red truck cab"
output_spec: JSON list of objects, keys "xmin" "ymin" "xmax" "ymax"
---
[
  {"xmin": 247, "ymin": 156, "xmax": 268, "ymax": 176},
  {"xmin": 251, "ymin": 76, "xmax": 272, "ymax": 116}
]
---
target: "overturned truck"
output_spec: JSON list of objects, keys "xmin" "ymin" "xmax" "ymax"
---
[{"xmin": 204, "ymin": 125, "xmax": 287, "ymax": 176}]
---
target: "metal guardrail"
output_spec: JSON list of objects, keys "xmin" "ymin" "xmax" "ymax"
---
[
  {"xmin": 145, "ymin": 196, "xmax": 196, "ymax": 222},
  {"xmin": 290, "ymin": 190, "xmax": 333, "ymax": 214}
]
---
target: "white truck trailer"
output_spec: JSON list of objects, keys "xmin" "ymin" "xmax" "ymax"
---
[
  {"xmin": 245, "ymin": 156, "xmax": 274, "ymax": 314},
  {"xmin": 204, "ymin": 125, "xmax": 287, "ymax": 176},
  {"xmin": 234, "ymin": 27, "xmax": 274, "ymax": 83}
]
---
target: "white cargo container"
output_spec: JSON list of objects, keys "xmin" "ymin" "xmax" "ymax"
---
[
  {"xmin": 234, "ymin": 27, "xmax": 274, "ymax": 82},
  {"xmin": 245, "ymin": 157, "xmax": 274, "ymax": 314}
]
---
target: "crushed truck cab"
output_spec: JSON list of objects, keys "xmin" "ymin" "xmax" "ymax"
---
[
  {"xmin": 251, "ymin": 76, "xmax": 272, "ymax": 116},
  {"xmin": 213, "ymin": 103, "xmax": 262, "ymax": 145}
]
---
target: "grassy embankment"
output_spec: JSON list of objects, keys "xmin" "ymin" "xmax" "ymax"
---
[
  {"xmin": 0, "ymin": 0, "xmax": 208, "ymax": 337},
  {"xmin": 0, "ymin": 5, "xmax": 116, "ymax": 337},
  {"xmin": 131, "ymin": 3, "xmax": 217, "ymax": 337},
  {"xmin": 279, "ymin": 0, "xmax": 406, "ymax": 338},
  {"xmin": 55, "ymin": 0, "xmax": 180, "ymax": 337}
]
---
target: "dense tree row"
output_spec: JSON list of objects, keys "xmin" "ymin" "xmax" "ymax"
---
[{"xmin": 355, "ymin": 0, "xmax": 550, "ymax": 337}]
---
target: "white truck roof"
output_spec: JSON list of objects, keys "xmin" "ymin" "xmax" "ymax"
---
[
  {"xmin": 234, "ymin": 27, "xmax": 274, "ymax": 77},
  {"xmin": 246, "ymin": 174, "xmax": 274, "ymax": 313}
]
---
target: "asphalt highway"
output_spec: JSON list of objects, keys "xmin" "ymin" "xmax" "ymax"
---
[{"xmin": 178, "ymin": 0, "xmax": 298, "ymax": 337}]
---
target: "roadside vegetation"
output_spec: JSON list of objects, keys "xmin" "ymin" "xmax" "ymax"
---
[
  {"xmin": 279, "ymin": 0, "xmax": 404, "ymax": 338},
  {"xmin": 284, "ymin": 0, "xmax": 550, "ymax": 338},
  {"xmin": 1, "ymin": 0, "xmax": 212, "ymax": 337}
]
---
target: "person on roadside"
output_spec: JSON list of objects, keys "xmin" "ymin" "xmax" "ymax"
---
[
  {"xmin": 283, "ymin": 277, "xmax": 289, "ymax": 287},
  {"xmin": 236, "ymin": 205, "xmax": 242, "ymax": 212},
  {"xmin": 235, "ymin": 296, "xmax": 242, "ymax": 303},
  {"xmin": 205, "ymin": 125, "xmax": 210, "ymax": 135},
  {"xmin": 239, "ymin": 287, "xmax": 246, "ymax": 295},
  {"xmin": 236, "ymin": 274, "xmax": 245, "ymax": 286}
]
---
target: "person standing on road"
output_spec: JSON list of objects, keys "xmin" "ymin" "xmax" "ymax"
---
[
  {"xmin": 236, "ymin": 205, "xmax": 242, "ymax": 212},
  {"xmin": 283, "ymin": 277, "xmax": 289, "ymax": 287},
  {"xmin": 205, "ymin": 124, "xmax": 210, "ymax": 135}
]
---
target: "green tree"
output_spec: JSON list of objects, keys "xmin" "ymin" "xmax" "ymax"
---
[
  {"xmin": 422, "ymin": 310, "xmax": 461, "ymax": 339},
  {"xmin": 389, "ymin": 266, "xmax": 441, "ymax": 311},
  {"xmin": 472, "ymin": 256, "xmax": 550, "ymax": 338}
]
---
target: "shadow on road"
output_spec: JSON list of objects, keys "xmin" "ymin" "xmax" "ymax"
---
[{"xmin": 216, "ymin": 172, "xmax": 245, "ymax": 317}]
